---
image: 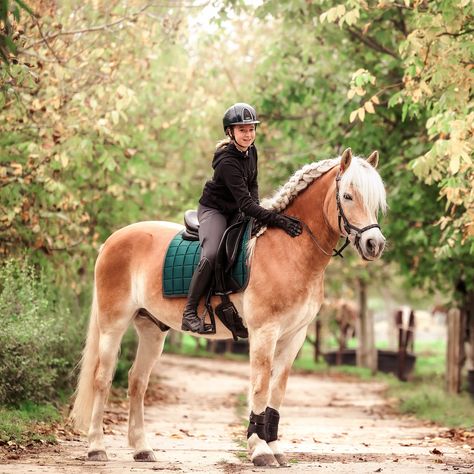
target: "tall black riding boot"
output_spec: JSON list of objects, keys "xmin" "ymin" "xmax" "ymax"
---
[{"xmin": 181, "ymin": 257, "xmax": 214, "ymax": 334}]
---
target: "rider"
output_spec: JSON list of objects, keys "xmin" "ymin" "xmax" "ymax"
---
[{"xmin": 181, "ymin": 102, "xmax": 303, "ymax": 334}]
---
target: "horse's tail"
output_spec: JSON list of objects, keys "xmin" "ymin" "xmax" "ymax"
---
[{"xmin": 70, "ymin": 284, "xmax": 100, "ymax": 431}]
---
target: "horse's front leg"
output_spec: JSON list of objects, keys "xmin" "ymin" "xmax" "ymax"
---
[
  {"xmin": 128, "ymin": 316, "xmax": 168, "ymax": 462},
  {"xmin": 247, "ymin": 325, "xmax": 279, "ymax": 467},
  {"xmin": 266, "ymin": 326, "xmax": 308, "ymax": 466}
]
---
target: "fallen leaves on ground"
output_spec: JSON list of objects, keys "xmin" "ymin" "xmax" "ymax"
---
[{"xmin": 438, "ymin": 428, "xmax": 474, "ymax": 447}]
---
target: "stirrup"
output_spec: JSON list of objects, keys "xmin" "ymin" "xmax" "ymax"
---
[
  {"xmin": 181, "ymin": 315, "xmax": 215, "ymax": 335},
  {"xmin": 197, "ymin": 321, "xmax": 215, "ymax": 335}
]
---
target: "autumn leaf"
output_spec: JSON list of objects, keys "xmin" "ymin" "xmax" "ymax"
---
[
  {"xmin": 449, "ymin": 155, "xmax": 460, "ymax": 174},
  {"xmin": 364, "ymin": 101, "xmax": 375, "ymax": 114}
]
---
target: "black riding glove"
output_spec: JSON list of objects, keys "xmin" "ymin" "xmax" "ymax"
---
[{"xmin": 271, "ymin": 214, "xmax": 303, "ymax": 238}]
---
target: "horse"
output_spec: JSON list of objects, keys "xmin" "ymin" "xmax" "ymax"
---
[{"xmin": 70, "ymin": 148, "xmax": 387, "ymax": 467}]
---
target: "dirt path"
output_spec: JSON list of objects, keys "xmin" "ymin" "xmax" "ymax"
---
[{"xmin": 1, "ymin": 353, "xmax": 473, "ymax": 473}]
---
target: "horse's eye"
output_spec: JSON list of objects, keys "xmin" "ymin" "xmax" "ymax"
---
[{"xmin": 343, "ymin": 193, "xmax": 352, "ymax": 201}]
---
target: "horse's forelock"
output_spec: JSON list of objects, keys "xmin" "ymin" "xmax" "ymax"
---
[{"xmin": 339, "ymin": 157, "xmax": 387, "ymax": 216}]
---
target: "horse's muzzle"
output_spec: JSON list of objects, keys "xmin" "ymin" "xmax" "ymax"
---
[{"xmin": 358, "ymin": 228, "xmax": 386, "ymax": 261}]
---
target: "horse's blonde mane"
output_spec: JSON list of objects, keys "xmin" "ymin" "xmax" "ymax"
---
[
  {"xmin": 260, "ymin": 158, "xmax": 340, "ymax": 213},
  {"xmin": 247, "ymin": 155, "xmax": 387, "ymax": 253}
]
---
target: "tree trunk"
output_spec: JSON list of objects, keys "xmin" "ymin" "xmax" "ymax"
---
[
  {"xmin": 356, "ymin": 278, "xmax": 376, "ymax": 373},
  {"xmin": 446, "ymin": 308, "xmax": 463, "ymax": 394},
  {"xmin": 464, "ymin": 290, "xmax": 474, "ymax": 371}
]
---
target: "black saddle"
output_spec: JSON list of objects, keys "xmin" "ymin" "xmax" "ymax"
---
[
  {"xmin": 182, "ymin": 209, "xmax": 251, "ymax": 340},
  {"xmin": 182, "ymin": 210, "xmax": 199, "ymax": 240}
]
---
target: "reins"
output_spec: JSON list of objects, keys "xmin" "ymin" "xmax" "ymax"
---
[
  {"xmin": 293, "ymin": 172, "xmax": 381, "ymax": 259},
  {"xmin": 299, "ymin": 220, "xmax": 349, "ymax": 258}
]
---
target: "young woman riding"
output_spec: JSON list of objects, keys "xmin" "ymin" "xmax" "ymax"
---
[{"xmin": 181, "ymin": 102, "xmax": 303, "ymax": 334}]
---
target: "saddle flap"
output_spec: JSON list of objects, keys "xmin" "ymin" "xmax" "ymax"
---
[{"xmin": 225, "ymin": 221, "xmax": 248, "ymax": 271}]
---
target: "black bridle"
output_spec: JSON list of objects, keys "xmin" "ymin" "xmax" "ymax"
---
[{"xmin": 298, "ymin": 172, "xmax": 381, "ymax": 258}]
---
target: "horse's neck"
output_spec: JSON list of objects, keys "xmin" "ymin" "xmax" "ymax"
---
[
  {"xmin": 251, "ymin": 167, "xmax": 340, "ymax": 291},
  {"xmin": 285, "ymin": 167, "xmax": 340, "ymax": 260}
]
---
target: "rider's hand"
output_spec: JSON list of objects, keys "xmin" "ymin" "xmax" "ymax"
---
[{"xmin": 272, "ymin": 214, "xmax": 303, "ymax": 238}]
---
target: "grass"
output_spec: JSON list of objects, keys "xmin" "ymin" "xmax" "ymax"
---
[
  {"xmin": 380, "ymin": 340, "xmax": 474, "ymax": 429},
  {"xmin": 0, "ymin": 402, "xmax": 61, "ymax": 444},
  {"xmin": 386, "ymin": 378, "xmax": 474, "ymax": 428}
]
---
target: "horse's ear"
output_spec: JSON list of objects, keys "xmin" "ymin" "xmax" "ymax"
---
[
  {"xmin": 340, "ymin": 148, "xmax": 352, "ymax": 173},
  {"xmin": 367, "ymin": 150, "xmax": 379, "ymax": 168}
]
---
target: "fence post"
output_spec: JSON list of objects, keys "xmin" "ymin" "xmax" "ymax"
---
[
  {"xmin": 446, "ymin": 308, "xmax": 462, "ymax": 394},
  {"xmin": 314, "ymin": 318, "xmax": 321, "ymax": 362},
  {"xmin": 356, "ymin": 278, "xmax": 376, "ymax": 373}
]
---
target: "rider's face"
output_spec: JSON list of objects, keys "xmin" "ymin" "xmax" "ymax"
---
[{"xmin": 232, "ymin": 124, "xmax": 256, "ymax": 151}]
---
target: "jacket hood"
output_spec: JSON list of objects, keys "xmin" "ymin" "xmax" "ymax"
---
[{"xmin": 212, "ymin": 142, "xmax": 253, "ymax": 169}]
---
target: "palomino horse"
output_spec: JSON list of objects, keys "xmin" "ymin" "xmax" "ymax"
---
[{"xmin": 70, "ymin": 148, "xmax": 386, "ymax": 467}]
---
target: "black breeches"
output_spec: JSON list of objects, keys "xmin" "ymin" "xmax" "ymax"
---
[{"xmin": 197, "ymin": 204, "xmax": 230, "ymax": 268}]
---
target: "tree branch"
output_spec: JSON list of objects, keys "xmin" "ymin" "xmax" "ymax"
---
[
  {"xmin": 345, "ymin": 26, "xmax": 399, "ymax": 59},
  {"xmin": 437, "ymin": 29, "xmax": 474, "ymax": 38},
  {"xmin": 23, "ymin": 3, "xmax": 153, "ymax": 50},
  {"xmin": 31, "ymin": 14, "xmax": 62, "ymax": 63}
]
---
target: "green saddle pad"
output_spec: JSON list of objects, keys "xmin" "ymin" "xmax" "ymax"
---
[{"xmin": 162, "ymin": 222, "xmax": 251, "ymax": 297}]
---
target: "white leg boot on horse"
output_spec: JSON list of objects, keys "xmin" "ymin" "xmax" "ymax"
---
[
  {"xmin": 247, "ymin": 325, "xmax": 279, "ymax": 467},
  {"xmin": 128, "ymin": 316, "xmax": 168, "ymax": 462}
]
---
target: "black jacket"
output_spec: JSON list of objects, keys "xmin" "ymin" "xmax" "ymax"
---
[{"xmin": 199, "ymin": 142, "xmax": 276, "ymax": 224}]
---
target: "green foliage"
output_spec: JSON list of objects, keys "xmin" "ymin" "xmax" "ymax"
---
[
  {"xmin": 0, "ymin": 0, "xmax": 33, "ymax": 63},
  {"xmin": 0, "ymin": 1, "xmax": 263, "ymax": 294},
  {"xmin": 0, "ymin": 402, "xmax": 60, "ymax": 443},
  {"xmin": 0, "ymin": 259, "xmax": 83, "ymax": 405}
]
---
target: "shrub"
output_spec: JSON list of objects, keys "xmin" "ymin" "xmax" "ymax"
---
[{"xmin": 0, "ymin": 259, "xmax": 83, "ymax": 406}]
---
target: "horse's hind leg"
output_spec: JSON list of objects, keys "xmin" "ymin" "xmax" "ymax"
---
[
  {"xmin": 266, "ymin": 327, "xmax": 308, "ymax": 466},
  {"xmin": 128, "ymin": 315, "xmax": 168, "ymax": 462},
  {"xmin": 88, "ymin": 318, "xmax": 129, "ymax": 461}
]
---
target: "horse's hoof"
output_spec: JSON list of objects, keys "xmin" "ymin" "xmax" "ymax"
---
[
  {"xmin": 133, "ymin": 450, "xmax": 157, "ymax": 462},
  {"xmin": 274, "ymin": 453, "xmax": 288, "ymax": 466},
  {"xmin": 252, "ymin": 453, "xmax": 279, "ymax": 467},
  {"xmin": 87, "ymin": 450, "xmax": 108, "ymax": 461}
]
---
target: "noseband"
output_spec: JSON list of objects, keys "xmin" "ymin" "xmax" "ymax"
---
[{"xmin": 297, "ymin": 172, "xmax": 381, "ymax": 258}]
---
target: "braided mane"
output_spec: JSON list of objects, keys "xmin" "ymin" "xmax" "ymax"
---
[{"xmin": 260, "ymin": 158, "xmax": 340, "ymax": 213}]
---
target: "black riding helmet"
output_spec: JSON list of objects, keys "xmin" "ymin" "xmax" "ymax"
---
[{"xmin": 223, "ymin": 103, "xmax": 260, "ymax": 133}]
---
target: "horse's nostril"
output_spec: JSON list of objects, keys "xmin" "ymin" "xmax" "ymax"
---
[{"xmin": 367, "ymin": 238, "xmax": 375, "ymax": 253}]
